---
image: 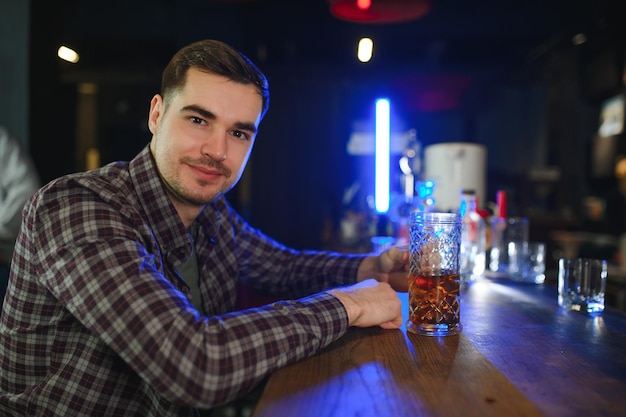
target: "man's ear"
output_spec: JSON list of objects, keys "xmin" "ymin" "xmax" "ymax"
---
[{"xmin": 148, "ymin": 94, "xmax": 164, "ymax": 134}]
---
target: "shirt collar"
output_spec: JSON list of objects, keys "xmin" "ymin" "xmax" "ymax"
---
[
  {"xmin": 128, "ymin": 145, "xmax": 191, "ymax": 256},
  {"xmin": 127, "ymin": 145, "xmax": 224, "ymax": 258}
]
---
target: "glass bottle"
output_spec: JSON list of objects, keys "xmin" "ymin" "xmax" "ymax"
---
[
  {"xmin": 489, "ymin": 190, "xmax": 507, "ymax": 273},
  {"xmin": 459, "ymin": 189, "xmax": 486, "ymax": 285}
]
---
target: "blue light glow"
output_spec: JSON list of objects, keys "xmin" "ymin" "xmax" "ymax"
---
[{"xmin": 375, "ymin": 98, "xmax": 390, "ymax": 213}]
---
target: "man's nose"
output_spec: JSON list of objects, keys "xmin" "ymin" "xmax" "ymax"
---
[{"xmin": 202, "ymin": 133, "xmax": 227, "ymax": 162}]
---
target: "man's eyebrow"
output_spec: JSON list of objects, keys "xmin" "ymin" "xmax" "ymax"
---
[
  {"xmin": 181, "ymin": 104, "xmax": 257, "ymax": 134},
  {"xmin": 234, "ymin": 121, "xmax": 258, "ymax": 134},
  {"xmin": 181, "ymin": 104, "xmax": 216, "ymax": 120}
]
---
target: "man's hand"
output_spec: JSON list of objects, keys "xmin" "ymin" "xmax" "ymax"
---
[
  {"xmin": 329, "ymin": 279, "xmax": 402, "ymax": 329},
  {"xmin": 356, "ymin": 245, "xmax": 409, "ymax": 292}
]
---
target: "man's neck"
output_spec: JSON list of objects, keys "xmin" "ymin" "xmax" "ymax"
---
[{"xmin": 172, "ymin": 202, "xmax": 205, "ymax": 228}]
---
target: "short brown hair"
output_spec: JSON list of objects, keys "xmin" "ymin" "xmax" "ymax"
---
[{"xmin": 161, "ymin": 39, "xmax": 270, "ymax": 119}]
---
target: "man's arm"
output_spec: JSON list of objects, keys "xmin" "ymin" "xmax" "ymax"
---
[{"xmin": 327, "ymin": 245, "xmax": 409, "ymax": 330}]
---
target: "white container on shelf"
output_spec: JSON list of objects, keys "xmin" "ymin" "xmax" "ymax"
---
[{"xmin": 424, "ymin": 142, "xmax": 487, "ymax": 212}]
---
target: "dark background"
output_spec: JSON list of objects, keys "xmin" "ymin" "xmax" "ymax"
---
[{"xmin": 25, "ymin": 0, "xmax": 626, "ymax": 252}]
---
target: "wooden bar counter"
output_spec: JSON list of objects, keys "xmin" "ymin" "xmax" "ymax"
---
[{"xmin": 252, "ymin": 279, "xmax": 626, "ymax": 417}]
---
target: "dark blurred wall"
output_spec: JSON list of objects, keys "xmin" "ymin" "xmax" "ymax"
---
[
  {"xmin": 241, "ymin": 67, "xmax": 553, "ymax": 250},
  {"xmin": 29, "ymin": 0, "xmax": 77, "ymax": 183},
  {"xmin": 22, "ymin": 2, "xmax": 626, "ymax": 252},
  {"xmin": 0, "ymin": 0, "xmax": 29, "ymax": 148}
]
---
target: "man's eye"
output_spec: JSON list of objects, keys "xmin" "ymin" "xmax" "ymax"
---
[
  {"xmin": 189, "ymin": 116, "xmax": 205, "ymax": 125},
  {"xmin": 232, "ymin": 130, "xmax": 250, "ymax": 141}
]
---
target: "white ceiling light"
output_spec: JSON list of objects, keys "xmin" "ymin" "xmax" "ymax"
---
[
  {"xmin": 357, "ymin": 37, "xmax": 373, "ymax": 62},
  {"xmin": 58, "ymin": 46, "xmax": 80, "ymax": 63}
]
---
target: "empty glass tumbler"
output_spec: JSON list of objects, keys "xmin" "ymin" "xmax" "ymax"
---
[
  {"xmin": 558, "ymin": 258, "xmax": 607, "ymax": 315},
  {"xmin": 489, "ymin": 216, "xmax": 529, "ymax": 277}
]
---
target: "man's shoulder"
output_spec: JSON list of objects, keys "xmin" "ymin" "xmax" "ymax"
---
[
  {"xmin": 27, "ymin": 161, "xmax": 140, "ymax": 223},
  {"xmin": 40, "ymin": 161, "xmax": 132, "ymax": 199}
]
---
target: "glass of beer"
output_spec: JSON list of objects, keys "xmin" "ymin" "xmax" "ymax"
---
[{"xmin": 407, "ymin": 211, "xmax": 462, "ymax": 336}]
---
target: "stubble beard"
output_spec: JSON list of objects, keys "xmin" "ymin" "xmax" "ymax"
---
[
  {"xmin": 165, "ymin": 176, "xmax": 223, "ymax": 207},
  {"xmin": 160, "ymin": 156, "xmax": 234, "ymax": 207}
]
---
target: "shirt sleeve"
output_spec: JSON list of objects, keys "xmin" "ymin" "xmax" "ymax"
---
[
  {"xmin": 222, "ymin": 200, "xmax": 367, "ymax": 298},
  {"xmin": 26, "ymin": 183, "xmax": 359, "ymax": 409}
]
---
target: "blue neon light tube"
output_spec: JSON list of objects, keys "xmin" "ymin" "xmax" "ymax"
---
[{"xmin": 375, "ymin": 98, "xmax": 390, "ymax": 213}]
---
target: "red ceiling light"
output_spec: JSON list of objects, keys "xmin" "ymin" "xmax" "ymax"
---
[
  {"xmin": 329, "ymin": 0, "xmax": 431, "ymax": 24},
  {"xmin": 356, "ymin": 0, "xmax": 372, "ymax": 10}
]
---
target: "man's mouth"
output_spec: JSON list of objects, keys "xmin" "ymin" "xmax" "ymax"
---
[{"xmin": 188, "ymin": 164, "xmax": 226, "ymax": 181}]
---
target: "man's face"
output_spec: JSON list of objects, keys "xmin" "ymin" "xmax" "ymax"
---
[{"xmin": 148, "ymin": 68, "xmax": 262, "ymax": 217}]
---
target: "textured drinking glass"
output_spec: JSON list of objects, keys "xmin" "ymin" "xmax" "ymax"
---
[
  {"xmin": 489, "ymin": 216, "xmax": 529, "ymax": 276},
  {"xmin": 407, "ymin": 212, "xmax": 462, "ymax": 336},
  {"xmin": 558, "ymin": 258, "xmax": 607, "ymax": 315},
  {"xmin": 511, "ymin": 242, "xmax": 546, "ymax": 284}
]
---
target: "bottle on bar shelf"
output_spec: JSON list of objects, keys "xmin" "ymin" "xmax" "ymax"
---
[
  {"xmin": 489, "ymin": 190, "xmax": 507, "ymax": 274},
  {"xmin": 459, "ymin": 189, "xmax": 486, "ymax": 286}
]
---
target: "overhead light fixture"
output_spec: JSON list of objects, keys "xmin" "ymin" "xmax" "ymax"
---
[
  {"xmin": 356, "ymin": 0, "xmax": 371, "ymax": 10},
  {"xmin": 571, "ymin": 33, "xmax": 587, "ymax": 46},
  {"xmin": 58, "ymin": 45, "xmax": 80, "ymax": 63},
  {"xmin": 329, "ymin": 0, "xmax": 431, "ymax": 24},
  {"xmin": 357, "ymin": 37, "xmax": 373, "ymax": 62}
]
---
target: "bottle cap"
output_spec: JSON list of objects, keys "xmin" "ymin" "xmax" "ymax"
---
[{"xmin": 496, "ymin": 190, "xmax": 507, "ymax": 218}]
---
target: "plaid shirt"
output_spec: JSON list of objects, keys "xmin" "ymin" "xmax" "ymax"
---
[{"xmin": 0, "ymin": 145, "xmax": 365, "ymax": 416}]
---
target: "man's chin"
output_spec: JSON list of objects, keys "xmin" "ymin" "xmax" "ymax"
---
[
  {"xmin": 184, "ymin": 192, "xmax": 223, "ymax": 206},
  {"xmin": 187, "ymin": 185, "xmax": 232, "ymax": 205},
  {"xmin": 168, "ymin": 186, "xmax": 223, "ymax": 207}
]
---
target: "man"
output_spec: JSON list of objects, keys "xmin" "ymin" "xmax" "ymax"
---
[
  {"xmin": 0, "ymin": 126, "xmax": 40, "ymax": 306},
  {"xmin": 0, "ymin": 39, "xmax": 407, "ymax": 416}
]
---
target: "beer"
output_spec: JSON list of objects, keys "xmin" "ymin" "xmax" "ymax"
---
[
  {"xmin": 408, "ymin": 271, "xmax": 460, "ymax": 326},
  {"xmin": 407, "ymin": 211, "xmax": 462, "ymax": 336}
]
